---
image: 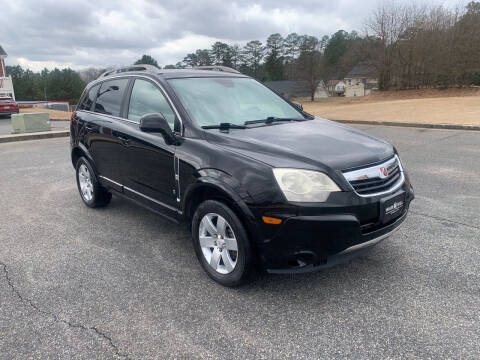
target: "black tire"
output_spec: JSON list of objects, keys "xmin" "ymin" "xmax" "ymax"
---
[
  {"xmin": 191, "ymin": 200, "xmax": 255, "ymax": 287},
  {"xmin": 75, "ymin": 157, "xmax": 112, "ymax": 208}
]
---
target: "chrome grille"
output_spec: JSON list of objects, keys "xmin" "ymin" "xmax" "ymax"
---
[{"xmin": 343, "ymin": 155, "xmax": 404, "ymax": 196}]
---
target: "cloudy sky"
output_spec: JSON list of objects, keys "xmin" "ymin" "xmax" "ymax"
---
[{"xmin": 3, "ymin": 0, "xmax": 463, "ymax": 71}]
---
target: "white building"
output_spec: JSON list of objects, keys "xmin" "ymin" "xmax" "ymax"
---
[
  {"xmin": 344, "ymin": 64, "xmax": 378, "ymax": 97},
  {"xmin": 0, "ymin": 45, "xmax": 15, "ymax": 100}
]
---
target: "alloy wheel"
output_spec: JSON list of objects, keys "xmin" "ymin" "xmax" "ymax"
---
[
  {"xmin": 78, "ymin": 164, "xmax": 94, "ymax": 202},
  {"xmin": 199, "ymin": 213, "xmax": 238, "ymax": 274}
]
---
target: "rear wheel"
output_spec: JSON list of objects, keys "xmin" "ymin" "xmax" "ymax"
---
[
  {"xmin": 75, "ymin": 157, "xmax": 111, "ymax": 208},
  {"xmin": 192, "ymin": 200, "xmax": 254, "ymax": 287}
]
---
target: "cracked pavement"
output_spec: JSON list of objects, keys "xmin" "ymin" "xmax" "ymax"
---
[{"xmin": 0, "ymin": 126, "xmax": 479, "ymax": 359}]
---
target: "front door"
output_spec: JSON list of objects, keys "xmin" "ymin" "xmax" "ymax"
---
[
  {"xmin": 87, "ymin": 78, "xmax": 130, "ymax": 191},
  {"xmin": 121, "ymin": 78, "xmax": 179, "ymax": 219}
]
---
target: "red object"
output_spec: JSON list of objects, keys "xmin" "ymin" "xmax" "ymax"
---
[
  {"xmin": 0, "ymin": 97, "xmax": 19, "ymax": 113},
  {"xmin": 379, "ymin": 167, "xmax": 388, "ymax": 178},
  {"xmin": 70, "ymin": 110, "xmax": 76, "ymax": 123}
]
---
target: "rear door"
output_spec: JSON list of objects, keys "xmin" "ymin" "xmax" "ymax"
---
[
  {"xmin": 87, "ymin": 78, "xmax": 131, "ymax": 191},
  {"xmin": 121, "ymin": 78, "xmax": 179, "ymax": 219}
]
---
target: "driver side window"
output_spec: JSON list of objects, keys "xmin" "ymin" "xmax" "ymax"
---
[{"xmin": 128, "ymin": 79, "xmax": 176, "ymax": 130}]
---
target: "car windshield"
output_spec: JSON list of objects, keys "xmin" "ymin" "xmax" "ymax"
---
[
  {"xmin": 168, "ymin": 77, "xmax": 304, "ymax": 127},
  {"xmin": 0, "ymin": 98, "xmax": 13, "ymax": 103}
]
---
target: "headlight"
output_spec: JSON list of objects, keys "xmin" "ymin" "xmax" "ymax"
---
[{"xmin": 272, "ymin": 168, "xmax": 341, "ymax": 202}]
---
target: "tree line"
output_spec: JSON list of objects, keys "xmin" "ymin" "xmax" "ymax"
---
[
  {"xmin": 6, "ymin": 66, "xmax": 85, "ymax": 104},
  {"xmin": 6, "ymin": 1, "xmax": 480, "ymax": 103},
  {"xmin": 362, "ymin": 1, "xmax": 480, "ymax": 89}
]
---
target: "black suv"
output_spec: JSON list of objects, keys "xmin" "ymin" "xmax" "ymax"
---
[{"xmin": 70, "ymin": 64, "xmax": 414, "ymax": 286}]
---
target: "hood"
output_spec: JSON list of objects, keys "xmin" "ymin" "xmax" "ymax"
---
[{"xmin": 204, "ymin": 118, "xmax": 394, "ymax": 171}]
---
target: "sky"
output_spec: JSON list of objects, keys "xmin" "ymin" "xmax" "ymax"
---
[{"xmin": 2, "ymin": 0, "xmax": 464, "ymax": 71}]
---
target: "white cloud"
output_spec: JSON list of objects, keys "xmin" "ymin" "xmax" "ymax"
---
[{"xmin": 14, "ymin": 57, "xmax": 75, "ymax": 72}]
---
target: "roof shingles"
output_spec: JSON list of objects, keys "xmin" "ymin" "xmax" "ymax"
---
[{"xmin": 345, "ymin": 63, "xmax": 376, "ymax": 79}]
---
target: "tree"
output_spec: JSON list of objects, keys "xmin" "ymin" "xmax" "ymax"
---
[
  {"xmin": 211, "ymin": 42, "xmax": 232, "ymax": 66},
  {"xmin": 183, "ymin": 53, "xmax": 198, "ymax": 67},
  {"xmin": 323, "ymin": 30, "xmax": 363, "ymax": 81},
  {"xmin": 134, "ymin": 54, "xmax": 159, "ymax": 67},
  {"xmin": 264, "ymin": 33, "xmax": 284, "ymax": 80},
  {"xmin": 283, "ymin": 33, "xmax": 301, "ymax": 79},
  {"xmin": 196, "ymin": 49, "xmax": 213, "ymax": 66},
  {"xmin": 79, "ymin": 67, "xmax": 104, "ymax": 83},
  {"xmin": 7, "ymin": 65, "xmax": 85, "ymax": 104},
  {"xmin": 299, "ymin": 35, "xmax": 319, "ymax": 52},
  {"xmin": 324, "ymin": 31, "xmax": 350, "ymax": 65},
  {"xmin": 296, "ymin": 49, "xmax": 324, "ymax": 101},
  {"xmin": 229, "ymin": 44, "xmax": 243, "ymax": 69},
  {"xmin": 363, "ymin": 2, "xmax": 413, "ymax": 89},
  {"xmin": 242, "ymin": 40, "xmax": 265, "ymax": 79},
  {"xmin": 283, "ymin": 33, "xmax": 301, "ymax": 61}
]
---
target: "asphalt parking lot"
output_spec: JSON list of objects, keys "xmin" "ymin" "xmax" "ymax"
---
[{"xmin": 0, "ymin": 125, "xmax": 479, "ymax": 359}]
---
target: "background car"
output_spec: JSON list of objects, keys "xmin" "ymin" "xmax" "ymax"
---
[{"xmin": 0, "ymin": 97, "xmax": 19, "ymax": 117}]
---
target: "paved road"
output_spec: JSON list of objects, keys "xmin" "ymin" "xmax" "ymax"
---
[
  {"xmin": 0, "ymin": 126, "xmax": 479, "ymax": 359},
  {"xmin": 0, "ymin": 115, "xmax": 69, "ymax": 135}
]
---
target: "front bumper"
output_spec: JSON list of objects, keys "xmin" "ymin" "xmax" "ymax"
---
[{"xmin": 256, "ymin": 185, "xmax": 414, "ymax": 273}]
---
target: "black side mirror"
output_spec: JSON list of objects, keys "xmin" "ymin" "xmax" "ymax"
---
[
  {"xmin": 139, "ymin": 113, "xmax": 176, "ymax": 144},
  {"xmin": 292, "ymin": 101, "xmax": 303, "ymax": 111}
]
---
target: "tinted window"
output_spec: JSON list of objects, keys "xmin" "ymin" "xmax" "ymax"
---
[
  {"xmin": 128, "ymin": 79, "xmax": 176, "ymax": 129},
  {"xmin": 78, "ymin": 84, "xmax": 99, "ymax": 111},
  {"xmin": 94, "ymin": 79, "xmax": 129, "ymax": 117}
]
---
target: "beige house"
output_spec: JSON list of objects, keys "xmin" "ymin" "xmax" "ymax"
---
[
  {"xmin": 327, "ymin": 80, "xmax": 346, "ymax": 96},
  {"xmin": 344, "ymin": 64, "xmax": 378, "ymax": 97}
]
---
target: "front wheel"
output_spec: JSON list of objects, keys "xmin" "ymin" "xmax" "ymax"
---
[{"xmin": 191, "ymin": 200, "xmax": 254, "ymax": 287}]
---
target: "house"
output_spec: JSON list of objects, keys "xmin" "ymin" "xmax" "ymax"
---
[
  {"xmin": 264, "ymin": 80, "xmax": 328, "ymax": 99},
  {"xmin": 344, "ymin": 63, "xmax": 378, "ymax": 97},
  {"xmin": 327, "ymin": 80, "xmax": 346, "ymax": 96},
  {"xmin": 0, "ymin": 45, "xmax": 15, "ymax": 100}
]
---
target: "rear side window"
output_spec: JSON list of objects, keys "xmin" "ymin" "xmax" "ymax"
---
[
  {"xmin": 94, "ymin": 79, "xmax": 129, "ymax": 117},
  {"xmin": 127, "ymin": 79, "xmax": 176, "ymax": 129},
  {"xmin": 78, "ymin": 84, "xmax": 99, "ymax": 111}
]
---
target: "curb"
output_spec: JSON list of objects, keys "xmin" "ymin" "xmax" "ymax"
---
[
  {"xmin": 0, "ymin": 130, "xmax": 70, "ymax": 144},
  {"xmin": 333, "ymin": 119, "xmax": 480, "ymax": 131}
]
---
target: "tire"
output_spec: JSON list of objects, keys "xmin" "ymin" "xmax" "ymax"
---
[
  {"xmin": 191, "ymin": 200, "xmax": 254, "ymax": 287},
  {"xmin": 75, "ymin": 157, "xmax": 112, "ymax": 208}
]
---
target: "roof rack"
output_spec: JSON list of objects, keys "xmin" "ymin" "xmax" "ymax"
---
[
  {"xmin": 99, "ymin": 64, "xmax": 160, "ymax": 78},
  {"xmin": 192, "ymin": 66, "xmax": 240, "ymax": 74}
]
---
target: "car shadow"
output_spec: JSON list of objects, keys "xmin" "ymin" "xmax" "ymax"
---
[{"xmin": 98, "ymin": 194, "xmax": 402, "ymax": 300}]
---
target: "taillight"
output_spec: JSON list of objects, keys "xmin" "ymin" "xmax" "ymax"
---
[{"xmin": 70, "ymin": 111, "xmax": 76, "ymax": 124}]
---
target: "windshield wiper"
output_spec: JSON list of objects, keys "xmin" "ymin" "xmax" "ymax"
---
[
  {"xmin": 201, "ymin": 123, "xmax": 247, "ymax": 130},
  {"xmin": 244, "ymin": 117, "xmax": 305, "ymax": 125}
]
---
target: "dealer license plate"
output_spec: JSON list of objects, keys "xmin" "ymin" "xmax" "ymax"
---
[{"xmin": 380, "ymin": 192, "xmax": 406, "ymax": 223}]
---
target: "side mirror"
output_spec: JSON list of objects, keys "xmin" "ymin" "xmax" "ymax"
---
[
  {"xmin": 292, "ymin": 101, "xmax": 303, "ymax": 111},
  {"xmin": 139, "ymin": 113, "xmax": 176, "ymax": 144}
]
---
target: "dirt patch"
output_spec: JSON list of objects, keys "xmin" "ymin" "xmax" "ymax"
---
[{"xmin": 301, "ymin": 90, "xmax": 480, "ymax": 126}]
